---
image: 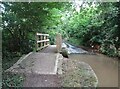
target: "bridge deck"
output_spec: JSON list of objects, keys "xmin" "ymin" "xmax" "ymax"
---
[
  {"xmin": 21, "ymin": 52, "xmax": 58, "ymax": 74},
  {"xmin": 7, "ymin": 45, "xmax": 60, "ymax": 75},
  {"xmin": 40, "ymin": 45, "xmax": 57, "ymax": 53}
]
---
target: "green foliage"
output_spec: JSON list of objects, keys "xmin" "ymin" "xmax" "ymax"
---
[
  {"xmin": 2, "ymin": 2, "xmax": 120, "ymax": 59},
  {"xmin": 2, "ymin": 72, "xmax": 25, "ymax": 88},
  {"xmin": 2, "ymin": 52, "xmax": 21, "ymax": 70},
  {"xmin": 68, "ymin": 37, "xmax": 82, "ymax": 46},
  {"xmin": 2, "ymin": 50, "xmax": 24, "ymax": 88},
  {"xmin": 64, "ymin": 2, "xmax": 120, "ymax": 57},
  {"xmin": 1, "ymin": 2, "xmax": 120, "ymax": 87},
  {"xmin": 2, "ymin": 2, "xmax": 66, "ymax": 54}
]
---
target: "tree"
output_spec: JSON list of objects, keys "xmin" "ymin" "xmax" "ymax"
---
[{"xmin": 2, "ymin": 2, "xmax": 67, "ymax": 54}]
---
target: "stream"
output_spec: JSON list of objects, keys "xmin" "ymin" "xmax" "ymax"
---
[{"xmin": 63, "ymin": 42, "xmax": 118, "ymax": 87}]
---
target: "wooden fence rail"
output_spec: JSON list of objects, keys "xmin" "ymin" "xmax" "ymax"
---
[{"xmin": 36, "ymin": 33, "xmax": 49, "ymax": 51}]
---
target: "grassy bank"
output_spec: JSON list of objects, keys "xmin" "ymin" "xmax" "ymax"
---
[
  {"xmin": 61, "ymin": 58, "xmax": 98, "ymax": 87},
  {"xmin": 2, "ymin": 72, "xmax": 25, "ymax": 88},
  {"xmin": 2, "ymin": 52, "xmax": 25, "ymax": 88}
]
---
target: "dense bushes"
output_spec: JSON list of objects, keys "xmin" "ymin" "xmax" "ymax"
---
[
  {"xmin": 2, "ymin": 2, "xmax": 120, "ymax": 58},
  {"xmin": 64, "ymin": 2, "xmax": 120, "ymax": 57}
]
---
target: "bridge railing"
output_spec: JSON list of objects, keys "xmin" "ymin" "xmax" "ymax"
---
[{"xmin": 36, "ymin": 33, "xmax": 49, "ymax": 51}]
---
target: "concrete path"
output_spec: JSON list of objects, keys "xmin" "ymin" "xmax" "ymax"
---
[
  {"xmin": 6, "ymin": 45, "xmax": 63, "ymax": 87},
  {"xmin": 24, "ymin": 52, "xmax": 58, "ymax": 74},
  {"xmin": 7, "ymin": 52, "xmax": 59, "ymax": 75},
  {"xmin": 7, "ymin": 44, "xmax": 88, "ymax": 75},
  {"xmin": 22, "ymin": 46, "xmax": 62, "ymax": 87},
  {"xmin": 23, "ymin": 74, "xmax": 61, "ymax": 87},
  {"xmin": 40, "ymin": 45, "xmax": 57, "ymax": 53}
]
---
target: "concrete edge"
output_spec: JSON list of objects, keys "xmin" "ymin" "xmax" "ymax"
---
[
  {"xmin": 57, "ymin": 54, "xmax": 63, "ymax": 74},
  {"xmin": 80, "ymin": 62, "xmax": 99, "ymax": 87},
  {"xmin": 54, "ymin": 53, "xmax": 63, "ymax": 74},
  {"xmin": 89, "ymin": 65, "xmax": 99, "ymax": 87},
  {"xmin": 6, "ymin": 52, "xmax": 33, "ymax": 72},
  {"xmin": 54, "ymin": 53, "xmax": 59, "ymax": 74}
]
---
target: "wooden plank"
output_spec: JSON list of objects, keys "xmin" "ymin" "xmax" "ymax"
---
[
  {"xmin": 36, "ymin": 33, "xmax": 50, "ymax": 52},
  {"xmin": 36, "ymin": 33, "xmax": 39, "ymax": 51},
  {"xmin": 36, "ymin": 33, "xmax": 49, "ymax": 36},
  {"xmin": 37, "ymin": 39, "xmax": 49, "ymax": 43}
]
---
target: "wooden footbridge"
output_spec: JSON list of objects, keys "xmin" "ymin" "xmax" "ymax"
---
[
  {"xmin": 36, "ymin": 33, "xmax": 50, "ymax": 51},
  {"xmin": 7, "ymin": 33, "xmax": 63, "ymax": 75},
  {"xmin": 36, "ymin": 33, "xmax": 62, "ymax": 52}
]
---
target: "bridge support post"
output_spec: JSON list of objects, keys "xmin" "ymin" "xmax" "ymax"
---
[{"xmin": 56, "ymin": 33, "xmax": 62, "ymax": 53}]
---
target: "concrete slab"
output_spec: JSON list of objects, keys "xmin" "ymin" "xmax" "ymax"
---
[
  {"xmin": 23, "ymin": 74, "xmax": 61, "ymax": 87},
  {"xmin": 40, "ymin": 45, "xmax": 57, "ymax": 53},
  {"xmin": 7, "ymin": 52, "xmax": 62, "ymax": 75},
  {"xmin": 30, "ymin": 53, "xmax": 57, "ymax": 74}
]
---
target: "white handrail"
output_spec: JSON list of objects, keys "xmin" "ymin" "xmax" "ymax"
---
[
  {"xmin": 36, "ymin": 33, "xmax": 49, "ymax": 36},
  {"xmin": 36, "ymin": 33, "xmax": 49, "ymax": 51},
  {"xmin": 37, "ymin": 39, "xmax": 49, "ymax": 43}
]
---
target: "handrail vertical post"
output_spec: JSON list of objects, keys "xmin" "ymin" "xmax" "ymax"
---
[
  {"xmin": 36, "ymin": 33, "xmax": 49, "ymax": 51},
  {"xmin": 36, "ymin": 33, "xmax": 38, "ymax": 52}
]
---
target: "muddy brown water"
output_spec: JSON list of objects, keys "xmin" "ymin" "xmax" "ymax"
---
[{"xmin": 69, "ymin": 54, "xmax": 118, "ymax": 87}]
